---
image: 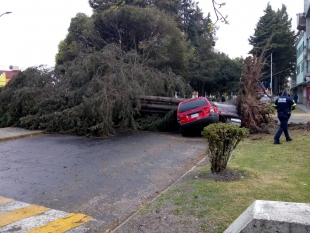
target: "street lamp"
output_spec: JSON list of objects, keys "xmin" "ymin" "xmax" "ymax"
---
[{"xmin": 0, "ymin": 12, "xmax": 12, "ymax": 18}]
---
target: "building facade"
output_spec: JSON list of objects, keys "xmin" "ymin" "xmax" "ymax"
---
[
  {"xmin": 293, "ymin": 0, "xmax": 310, "ymax": 104},
  {"xmin": 0, "ymin": 69, "xmax": 19, "ymax": 87}
]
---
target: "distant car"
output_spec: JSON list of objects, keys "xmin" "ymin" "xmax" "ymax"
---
[
  {"xmin": 177, "ymin": 97, "xmax": 225, "ymax": 136},
  {"xmin": 260, "ymin": 94, "xmax": 271, "ymax": 103}
]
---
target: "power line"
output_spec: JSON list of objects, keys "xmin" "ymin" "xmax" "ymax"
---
[{"xmin": 260, "ymin": 67, "xmax": 294, "ymax": 81}]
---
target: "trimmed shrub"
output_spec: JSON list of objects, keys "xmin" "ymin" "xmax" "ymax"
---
[{"xmin": 202, "ymin": 123, "xmax": 249, "ymax": 173}]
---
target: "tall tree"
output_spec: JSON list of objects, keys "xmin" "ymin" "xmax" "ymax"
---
[
  {"xmin": 249, "ymin": 4, "xmax": 296, "ymax": 95},
  {"xmin": 213, "ymin": 53, "xmax": 243, "ymax": 95},
  {"xmin": 86, "ymin": 0, "xmax": 223, "ymax": 96},
  {"xmin": 56, "ymin": 6, "xmax": 192, "ymax": 73},
  {"xmin": 175, "ymin": 1, "xmax": 219, "ymax": 96}
]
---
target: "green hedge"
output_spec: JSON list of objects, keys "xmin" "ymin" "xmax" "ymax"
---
[{"xmin": 202, "ymin": 123, "xmax": 249, "ymax": 173}]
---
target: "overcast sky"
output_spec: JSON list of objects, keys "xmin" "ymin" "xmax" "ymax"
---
[
  {"xmin": 200, "ymin": 0, "xmax": 303, "ymax": 58},
  {"xmin": 0, "ymin": 0, "xmax": 304, "ymax": 70}
]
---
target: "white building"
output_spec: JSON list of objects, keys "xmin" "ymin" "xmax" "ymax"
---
[{"xmin": 293, "ymin": 0, "xmax": 310, "ymax": 103}]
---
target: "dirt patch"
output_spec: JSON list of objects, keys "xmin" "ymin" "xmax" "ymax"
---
[
  {"xmin": 114, "ymin": 205, "xmax": 217, "ymax": 233},
  {"xmin": 251, "ymin": 122, "xmax": 310, "ymax": 137},
  {"xmin": 204, "ymin": 168, "xmax": 244, "ymax": 182},
  {"xmin": 248, "ymin": 134, "xmax": 265, "ymax": 140},
  {"xmin": 288, "ymin": 122, "xmax": 310, "ymax": 130}
]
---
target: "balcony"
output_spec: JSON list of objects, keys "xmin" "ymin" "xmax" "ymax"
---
[{"xmin": 297, "ymin": 13, "xmax": 306, "ymax": 31}]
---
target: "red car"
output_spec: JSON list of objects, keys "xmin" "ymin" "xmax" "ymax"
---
[{"xmin": 177, "ymin": 97, "xmax": 225, "ymax": 136}]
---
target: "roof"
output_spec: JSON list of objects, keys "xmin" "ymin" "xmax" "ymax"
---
[
  {"xmin": 0, "ymin": 70, "xmax": 19, "ymax": 79},
  {"xmin": 290, "ymin": 81, "xmax": 310, "ymax": 90}
]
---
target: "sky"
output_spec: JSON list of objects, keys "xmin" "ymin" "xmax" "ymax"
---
[
  {"xmin": 0, "ymin": 0, "xmax": 304, "ymax": 70},
  {"xmin": 199, "ymin": 0, "xmax": 303, "ymax": 58}
]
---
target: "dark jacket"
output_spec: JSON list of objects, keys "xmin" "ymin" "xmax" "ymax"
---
[{"xmin": 274, "ymin": 94, "xmax": 296, "ymax": 114}]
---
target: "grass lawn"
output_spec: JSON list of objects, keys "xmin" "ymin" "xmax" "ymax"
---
[{"xmin": 116, "ymin": 128, "xmax": 310, "ymax": 233}]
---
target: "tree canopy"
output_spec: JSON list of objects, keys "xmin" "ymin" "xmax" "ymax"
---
[{"xmin": 248, "ymin": 3, "xmax": 296, "ymax": 95}]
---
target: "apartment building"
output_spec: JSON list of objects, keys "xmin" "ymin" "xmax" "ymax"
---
[{"xmin": 293, "ymin": 0, "xmax": 310, "ymax": 103}]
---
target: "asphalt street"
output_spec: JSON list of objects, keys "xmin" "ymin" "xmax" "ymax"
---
[{"xmin": 0, "ymin": 131, "xmax": 207, "ymax": 232}]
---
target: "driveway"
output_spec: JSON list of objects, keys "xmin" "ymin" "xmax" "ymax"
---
[{"xmin": 0, "ymin": 131, "xmax": 207, "ymax": 231}]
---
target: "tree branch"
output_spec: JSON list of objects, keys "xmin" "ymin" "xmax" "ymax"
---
[{"xmin": 211, "ymin": 0, "xmax": 228, "ymax": 25}]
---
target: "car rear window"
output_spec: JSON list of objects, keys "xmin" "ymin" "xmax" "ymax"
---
[{"xmin": 178, "ymin": 99, "xmax": 208, "ymax": 113}]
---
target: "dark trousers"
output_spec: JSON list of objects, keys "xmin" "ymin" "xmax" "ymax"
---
[{"xmin": 274, "ymin": 112, "xmax": 290, "ymax": 141}]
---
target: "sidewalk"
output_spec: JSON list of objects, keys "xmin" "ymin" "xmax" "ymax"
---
[
  {"xmin": 0, "ymin": 127, "xmax": 43, "ymax": 141},
  {"xmin": 273, "ymin": 103, "xmax": 310, "ymax": 124},
  {"xmin": 296, "ymin": 103, "xmax": 310, "ymax": 114}
]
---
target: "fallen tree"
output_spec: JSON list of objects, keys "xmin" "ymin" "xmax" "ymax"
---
[
  {"xmin": 0, "ymin": 47, "xmax": 192, "ymax": 137},
  {"xmin": 235, "ymin": 36, "xmax": 275, "ymax": 133}
]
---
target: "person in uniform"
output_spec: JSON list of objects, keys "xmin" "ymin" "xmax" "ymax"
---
[
  {"xmin": 273, "ymin": 89, "xmax": 296, "ymax": 144},
  {"xmin": 293, "ymin": 94, "xmax": 298, "ymax": 103},
  {"xmin": 221, "ymin": 94, "xmax": 226, "ymax": 102}
]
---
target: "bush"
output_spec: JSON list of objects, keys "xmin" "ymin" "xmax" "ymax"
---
[{"xmin": 202, "ymin": 123, "xmax": 249, "ymax": 173}]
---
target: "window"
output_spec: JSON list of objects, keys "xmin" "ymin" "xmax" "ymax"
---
[
  {"xmin": 297, "ymin": 65, "xmax": 300, "ymax": 75},
  {"xmin": 297, "ymin": 43, "xmax": 304, "ymax": 58},
  {"xmin": 179, "ymin": 99, "xmax": 208, "ymax": 113}
]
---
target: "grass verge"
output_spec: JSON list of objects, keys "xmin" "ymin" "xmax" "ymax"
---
[{"xmin": 116, "ymin": 129, "xmax": 310, "ymax": 233}]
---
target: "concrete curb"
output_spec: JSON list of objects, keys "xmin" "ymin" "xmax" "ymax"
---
[
  {"xmin": 224, "ymin": 200, "xmax": 310, "ymax": 233},
  {"xmin": 0, "ymin": 127, "xmax": 44, "ymax": 142}
]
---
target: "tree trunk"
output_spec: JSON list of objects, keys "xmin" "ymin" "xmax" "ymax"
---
[{"xmin": 236, "ymin": 35, "xmax": 276, "ymax": 133}]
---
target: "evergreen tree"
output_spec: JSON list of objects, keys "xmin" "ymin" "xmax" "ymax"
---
[
  {"xmin": 249, "ymin": 4, "xmax": 296, "ymax": 95},
  {"xmin": 214, "ymin": 54, "xmax": 243, "ymax": 95},
  {"xmin": 87, "ymin": 0, "xmax": 228, "ymax": 97},
  {"xmin": 175, "ymin": 1, "xmax": 219, "ymax": 96},
  {"xmin": 56, "ymin": 6, "xmax": 192, "ymax": 74}
]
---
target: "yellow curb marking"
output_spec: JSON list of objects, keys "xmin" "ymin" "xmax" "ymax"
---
[
  {"xmin": 0, "ymin": 196, "xmax": 14, "ymax": 205},
  {"xmin": 26, "ymin": 213, "xmax": 92, "ymax": 233},
  {"xmin": 0, "ymin": 205, "xmax": 50, "ymax": 227}
]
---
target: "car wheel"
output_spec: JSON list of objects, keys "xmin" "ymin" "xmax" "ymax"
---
[
  {"xmin": 219, "ymin": 115, "xmax": 226, "ymax": 123},
  {"xmin": 181, "ymin": 130, "xmax": 188, "ymax": 137}
]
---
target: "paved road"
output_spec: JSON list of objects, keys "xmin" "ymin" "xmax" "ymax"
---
[
  {"xmin": 0, "ymin": 131, "xmax": 206, "ymax": 232},
  {"xmin": 289, "ymin": 104, "xmax": 310, "ymax": 123},
  {"xmin": 296, "ymin": 103, "xmax": 310, "ymax": 114}
]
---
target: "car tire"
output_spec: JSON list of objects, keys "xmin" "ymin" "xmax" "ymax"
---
[
  {"xmin": 181, "ymin": 130, "xmax": 188, "ymax": 137},
  {"xmin": 219, "ymin": 115, "xmax": 226, "ymax": 123}
]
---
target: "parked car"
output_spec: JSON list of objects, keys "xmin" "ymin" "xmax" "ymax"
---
[{"xmin": 177, "ymin": 97, "xmax": 225, "ymax": 136}]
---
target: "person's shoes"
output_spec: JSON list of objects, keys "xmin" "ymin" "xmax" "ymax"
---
[
  {"xmin": 274, "ymin": 141, "xmax": 282, "ymax": 144},
  {"xmin": 286, "ymin": 138, "xmax": 293, "ymax": 141}
]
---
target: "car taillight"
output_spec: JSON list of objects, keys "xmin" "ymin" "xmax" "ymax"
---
[{"xmin": 210, "ymin": 107, "xmax": 214, "ymax": 113}]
